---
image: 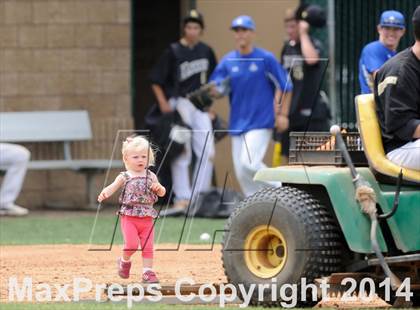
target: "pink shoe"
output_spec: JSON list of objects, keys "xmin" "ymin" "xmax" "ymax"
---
[
  {"xmin": 142, "ymin": 270, "xmax": 159, "ymax": 283},
  {"xmin": 117, "ymin": 258, "xmax": 131, "ymax": 279}
]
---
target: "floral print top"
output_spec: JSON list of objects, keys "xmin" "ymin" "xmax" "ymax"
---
[{"xmin": 118, "ymin": 170, "xmax": 159, "ymax": 218}]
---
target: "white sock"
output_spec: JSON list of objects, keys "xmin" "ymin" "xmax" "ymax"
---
[{"xmin": 143, "ymin": 267, "xmax": 152, "ymax": 273}]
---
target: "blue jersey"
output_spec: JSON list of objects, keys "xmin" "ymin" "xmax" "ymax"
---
[
  {"xmin": 359, "ymin": 41, "xmax": 396, "ymax": 94},
  {"xmin": 210, "ymin": 47, "xmax": 292, "ymax": 135}
]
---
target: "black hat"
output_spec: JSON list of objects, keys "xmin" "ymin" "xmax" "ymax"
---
[
  {"xmin": 183, "ymin": 9, "xmax": 204, "ymax": 28},
  {"xmin": 413, "ymin": 5, "xmax": 420, "ymax": 24},
  {"xmin": 296, "ymin": 4, "xmax": 326, "ymax": 28}
]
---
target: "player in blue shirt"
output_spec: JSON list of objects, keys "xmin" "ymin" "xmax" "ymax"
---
[
  {"xmin": 210, "ymin": 15, "xmax": 292, "ymax": 196},
  {"xmin": 359, "ymin": 10, "xmax": 405, "ymax": 94}
]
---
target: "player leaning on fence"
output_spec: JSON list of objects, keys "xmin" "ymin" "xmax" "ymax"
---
[
  {"xmin": 210, "ymin": 15, "xmax": 292, "ymax": 197},
  {"xmin": 374, "ymin": 6, "xmax": 420, "ymax": 171},
  {"xmin": 275, "ymin": 6, "xmax": 331, "ymax": 163},
  {"xmin": 359, "ymin": 10, "xmax": 406, "ymax": 94}
]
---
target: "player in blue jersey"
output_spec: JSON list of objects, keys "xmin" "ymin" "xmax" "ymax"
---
[
  {"xmin": 358, "ymin": 10, "xmax": 405, "ymax": 94},
  {"xmin": 210, "ymin": 15, "xmax": 292, "ymax": 196}
]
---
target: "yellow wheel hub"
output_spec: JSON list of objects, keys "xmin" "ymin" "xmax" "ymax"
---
[{"xmin": 244, "ymin": 225, "xmax": 287, "ymax": 278}]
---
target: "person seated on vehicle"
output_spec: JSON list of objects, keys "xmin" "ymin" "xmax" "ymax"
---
[{"xmin": 374, "ymin": 6, "xmax": 420, "ymax": 171}]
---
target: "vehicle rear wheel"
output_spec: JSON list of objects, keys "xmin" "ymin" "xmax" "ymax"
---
[{"xmin": 222, "ymin": 186, "xmax": 343, "ymax": 306}]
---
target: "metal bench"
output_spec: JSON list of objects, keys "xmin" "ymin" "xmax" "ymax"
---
[{"xmin": 0, "ymin": 111, "xmax": 123, "ymax": 209}]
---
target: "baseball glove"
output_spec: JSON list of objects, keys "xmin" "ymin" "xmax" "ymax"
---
[{"xmin": 186, "ymin": 84, "xmax": 215, "ymax": 111}]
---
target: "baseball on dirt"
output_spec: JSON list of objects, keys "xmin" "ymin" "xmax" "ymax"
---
[{"xmin": 200, "ymin": 233, "xmax": 210, "ymax": 241}]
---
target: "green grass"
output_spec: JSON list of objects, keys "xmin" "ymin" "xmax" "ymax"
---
[{"xmin": 0, "ymin": 210, "xmax": 226, "ymax": 245}]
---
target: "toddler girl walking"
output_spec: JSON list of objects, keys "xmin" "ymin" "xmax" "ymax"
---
[{"xmin": 98, "ymin": 136, "xmax": 165, "ymax": 283}]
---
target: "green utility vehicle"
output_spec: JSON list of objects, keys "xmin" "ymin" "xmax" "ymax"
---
[{"xmin": 221, "ymin": 94, "xmax": 420, "ymax": 307}]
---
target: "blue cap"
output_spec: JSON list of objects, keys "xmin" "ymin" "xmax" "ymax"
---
[
  {"xmin": 231, "ymin": 15, "xmax": 256, "ymax": 30},
  {"xmin": 379, "ymin": 10, "xmax": 405, "ymax": 29}
]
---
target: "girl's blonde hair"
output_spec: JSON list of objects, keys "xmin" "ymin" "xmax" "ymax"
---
[{"xmin": 121, "ymin": 136, "xmax": 156, "ymax": 167}]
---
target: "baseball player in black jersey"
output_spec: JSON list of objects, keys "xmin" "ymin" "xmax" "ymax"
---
[
  {"xmin": 150, "ymin": 10, "xmax": 217, "ymax": 209},
  {"xmin": 374, "ymin": 6, "xmax": 420, "ymax": 171},
  {"xmin": 274, "ymin": 7, "xmax": 331, "ymax": 164}
]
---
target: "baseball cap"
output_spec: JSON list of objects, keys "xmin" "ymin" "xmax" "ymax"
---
[
  {"xmin": 379, "ymin": 10, "xmax": 405, "ymax": 29},
  {"xmin": 295, "ymin": 4, "xmax": 326, "ymax": 28},
  {"xmin": 231, "ymin": 15, "xmax": 256, "ymax": 31},
  {"xmin": 413, "ymin": 6, "xmax": 420, "ymax": 24},
  {"xmin": 183, "ymin": 9, "xmax": 204, "ymax": 28}
]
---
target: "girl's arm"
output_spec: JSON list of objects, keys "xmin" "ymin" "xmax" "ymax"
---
[
  {"xmin": 98, "ymin": 174, "xmax": 125, "ymax": 202},
  {"xmin": 154, "ymin": 183, "xmax": 166, "ymax": 197},
  {"xmin": 149, "ymin": 172, "xmax": 166, "ymax": 197}
]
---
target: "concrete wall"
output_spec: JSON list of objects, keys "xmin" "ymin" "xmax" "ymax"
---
[{"xmin": 0, "ymin": 0, "xmax": 132, "ymax": 208}]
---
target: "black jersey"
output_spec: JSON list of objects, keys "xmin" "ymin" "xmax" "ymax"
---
[
  {"xmin": 149, "ymin": 41, "xmax": 217, "ymax": 98},
  {"xmin": 374, "ymin": 47, "xmax": 420, "ymax": 153},
  {"xmin": 280, "ymin": 38, "xmax": 328, "ymax": 124}
]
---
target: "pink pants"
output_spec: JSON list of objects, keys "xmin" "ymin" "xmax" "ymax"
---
[{"xmin": 120, "ymin": 215, "xmax": 154, "ymax": 259}]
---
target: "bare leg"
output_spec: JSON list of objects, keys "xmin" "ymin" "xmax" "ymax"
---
[
  {"xmin": 123, "ymin": 253, "xmax": 132, "ymax": 261},
  {"xmin": 143, "ymin": 257, "xmax": 153, "ymax": 269}
]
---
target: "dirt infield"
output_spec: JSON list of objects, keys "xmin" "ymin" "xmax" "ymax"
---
[
  {"xmin": 0, "ymin": 244, "xmax": 395, "ymax": 307},
  {"xmin": 0, "ymin": 244, "xmax": 226, "ymax": 302}
]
